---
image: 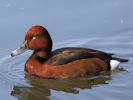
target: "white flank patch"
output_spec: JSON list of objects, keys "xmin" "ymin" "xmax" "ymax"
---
[{"xmin": 110, "ymin": 60, "xmax": 120, "ymax": 70}]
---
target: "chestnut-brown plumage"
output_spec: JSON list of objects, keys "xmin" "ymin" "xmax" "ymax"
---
[{"xmin": 11, "ymin": 25, "xmax": 128, "ymax": 79}]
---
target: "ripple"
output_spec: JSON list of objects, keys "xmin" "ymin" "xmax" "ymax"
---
[
  {"xmin": 0, "ymin": 34, "xmax": 133, "ymax": 100},
  {"xmin": 0, "ymin": 53, "xmax": 30, "ymax": 86}
]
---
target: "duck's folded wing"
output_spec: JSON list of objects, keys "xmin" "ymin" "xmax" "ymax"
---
[{"xmin": 47, "ymin": 47, "xmax": 112, "ymax": 66}]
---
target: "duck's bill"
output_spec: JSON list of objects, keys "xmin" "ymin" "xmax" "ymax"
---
[{"xmin": 11, "ymin": 41, "xmax": 29, "ymax": 57}]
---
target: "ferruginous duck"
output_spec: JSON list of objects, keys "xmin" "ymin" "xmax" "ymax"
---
[{"xmin": 11, "ymin": 25, "xmax": 128, "ymax": 79}]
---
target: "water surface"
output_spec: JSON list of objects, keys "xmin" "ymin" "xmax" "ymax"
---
[{"xmin": 0, "ymin": 0, "xmax": 133, "ymax": 100}]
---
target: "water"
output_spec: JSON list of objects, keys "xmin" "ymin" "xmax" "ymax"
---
[{"xmin": 0, "ymin": 0, "xmax": 133, "ymax": 100}]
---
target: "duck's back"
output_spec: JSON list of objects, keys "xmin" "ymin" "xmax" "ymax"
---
[{"xmin": 47, "ymin": 47, "xmax": 112, "ymax": 69}]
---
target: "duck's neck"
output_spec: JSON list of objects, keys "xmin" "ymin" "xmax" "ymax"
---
[
  {"xmin": 25, "ymin": 50, "xmax": 51, "ymax": 74},
  {"xmin": 34, "ymin": 50, "xmax": 51, "ymax": 60},
  {"xmin": 26, "ymin": 50, "xmax": 51, "ymax": 67}
]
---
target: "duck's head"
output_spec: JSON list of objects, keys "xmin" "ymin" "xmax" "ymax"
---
[{"xmin": 11, "ymin": 25, "xmax": 52, "ymax": 58}]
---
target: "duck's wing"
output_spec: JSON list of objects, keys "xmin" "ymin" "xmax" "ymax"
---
[{"xmin": 47, "ymin": 47, "xmax": 112, "ymax": 66}]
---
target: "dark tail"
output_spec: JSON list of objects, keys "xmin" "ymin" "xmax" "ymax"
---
[{"xmin": 112, "ymin": 57, "xmax": 129, "ymax": 62}]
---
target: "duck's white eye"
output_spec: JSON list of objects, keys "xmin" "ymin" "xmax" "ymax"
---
[{"xmin": 32, "ymin": 36, "xmax": 37, "ymax": 40}]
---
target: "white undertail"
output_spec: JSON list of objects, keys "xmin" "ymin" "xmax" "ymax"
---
[{"xmin": 110, "ymin": 60, "xmax": 120, "ymax": 70}]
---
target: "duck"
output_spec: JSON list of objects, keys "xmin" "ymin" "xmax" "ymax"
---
[{"xmin": 11, "ymin": 25, "xmax": 128, "ymax": 79}]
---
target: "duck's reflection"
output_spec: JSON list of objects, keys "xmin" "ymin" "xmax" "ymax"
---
[{"xmin": 11, "ymin": 72, "xmax": 111, "ymax": 100}]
